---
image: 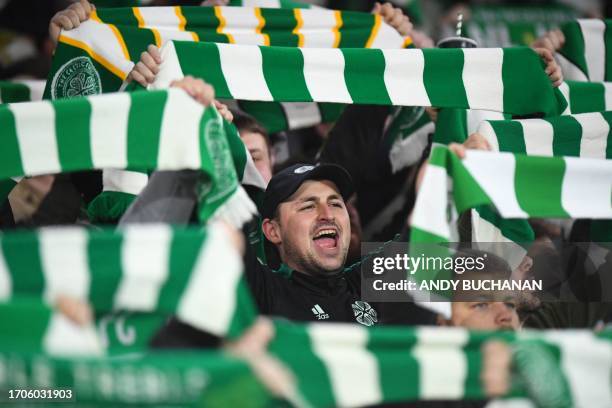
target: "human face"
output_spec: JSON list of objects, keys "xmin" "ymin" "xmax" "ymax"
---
[
  {"xmin": 241, "ymin": 130, "xmax": 273, "ymax": 184},
  {"xmin": 449, "ymin": 297, "xmax": 520, "ymax": 331},
  {"xmin": 272, "ymin": 180, "xmax": 350, "ymax": 275}
]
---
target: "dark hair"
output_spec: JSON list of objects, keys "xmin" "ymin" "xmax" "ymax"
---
[{"xmin": 231, "ymin": 110, "xmax": 271, "ymax": 154}]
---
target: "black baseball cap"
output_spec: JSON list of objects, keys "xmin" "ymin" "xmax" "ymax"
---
[{"xmin": 261, "ymin": 163, "xmax": 354, "ymax": 219}]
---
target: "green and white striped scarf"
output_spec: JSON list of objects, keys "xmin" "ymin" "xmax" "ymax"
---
[
  {"xmin": 2, "ymin": 312, "xmax": 610, "ymax": 407},
  {"xmin": 155, "ymin": 41, "xmax": 566, "ymax": 116},
  {"xmin": 558, "ymin": 80, "xmax": 612, "ymax": 113},
  {"xmin": 477, "ymin": 110, "xmax": 612, "ymax": 159},
  {"xmin": 557, "ymin": 19, "xmax": 612, "ymax": 82},
  {"xmin": 0, "ymin": 343, "xmax": 274, "ymax": 406},
  {"xmin": 45, "ymin": 5, "xmax": 408, "ymax": 131},
  {"xmin": 0, "ymin": 88, "xmax": 257, "ymax": 226},
  {"xmin": 269, "ymin": 321, "xmax": 612, "ymax": 408},
  {"xmin": 0, "ymin": 80, "xmax": 46, "ymax": 104},
  {"xmin": 0, "ymin": 223, "xmax": 256, "ymax": 340},
  {"xmin": 411, "ymin": 145, "xmax": 612, "ymax": 245}
]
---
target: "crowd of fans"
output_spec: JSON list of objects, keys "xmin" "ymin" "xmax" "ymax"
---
[{"xmin": 1, "ymin": 0, "xmax": 611, "ymax": 405}]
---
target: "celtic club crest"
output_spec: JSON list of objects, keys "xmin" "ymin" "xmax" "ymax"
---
[
  {"xmin": 203, "ymin": 116, "xmax": 237, "ymax": 203},
  {"xmin": 352, "ymin": 301, "xmax": 378, "ymax": 327},
  {"xmin": 51, "ymin": 56, "xmax": 102, "ymax": 99}
]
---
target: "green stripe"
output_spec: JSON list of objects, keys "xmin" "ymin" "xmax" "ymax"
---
[
  {"xmin": 410, "ymin": 226, "xmax": 449, "ymax": 243},
  {"xmin": 88, "ymin": 232, "xmax": 123, "ymax": 311},
  {"xmin": 549, "ymin": 115, "xmax": 582, "ymax": 157},
  {"xmin": 502, "ymin": 47, "xmax": 559, "ymax": 116},
  {"xmin": 227, "ymin": 278, "xmax": 257, "ymax": 339},
  {"xmin": 237, "ymin": 100, "xmax": 288, "ymax": 133},
  {"xmin": 434, "ymin": 108, "xmax": 468, "ymax": 144},
  {"xmin": 422, "ymin": 49, "xmax": 468, "ymax": 108},
  {"xmin": 174, "ymin": 42, "xmax": 232, "ymax": 98},
  {"xmin": 0, "ymin": 82, "xmax": 30, "ymax": 103},
  {"xmin": 95, "ymin": 8, "xmax": 154, "ymax": 64},
  {"xmin": 560, "ymin": 21, "xmax": 589, "ymax": 78},
  {"xmin": 268, "ymin": 324, "xmax": 337, "ymax": 407},
  {"xmin": 567, "ymin": 81, "xmax": 605, "ymax": 113},
  {"xmin": 0, "ymin": 106, "xmax": 24, "ymax": 178},
  {"xmin": 339, "ymin": 11, "xmax": 376, "ymax": 48},
  {"xmin": 259, "ymin": 8, "xmax": 298, "ymax": 47},
  {"xmin": 126, "ymin": 90, "xmax": 166, "ymax": 169},
  {"xmin": 492, "ymin": 120, "xmax": 527, "ymax": 153},
  {"xmin": 157, "ymin": 229, "xmax": 205, "ymax": 311},
  {"xmin": 319, "ymin": 103, "xmax": 345, "ymax": 123},
  {"xmin": 369, "ymin": 329, "xmax": 420, "ymax": 401},
  {"xmin": 514, "ymin": 154, "xmax": 568, "ymax": 217},
  {"xmin": 54, "ymin": 98, "xmax": 94, "ymax": 171},
  {"xmin": 603, "ymin": 111, "xmax": 612, "ymax": 159},
  {"xmin": 605, "ymin": 21, "xmax": 612, "ymax": 81},
  {"xmin": 181, "ymin": 6, "xmax": 230, "ymax": 44},
  {"xmin": 342, "ymin": 48, "xmax": 391, "ymax": 104},
  {"xmin": 0, "ymin": 300, "xmax": 52, "ymax": 352},
  {"xmin": 224, "ymin": 120, "xmax": 247, "ymax": 178},
  {"xmin": 2, "ymin": 231, "xmax": 45, "ymax": 296},
  {"xmin": 261, "ymin": 46, "xmax": 311, "ymax": 101}
]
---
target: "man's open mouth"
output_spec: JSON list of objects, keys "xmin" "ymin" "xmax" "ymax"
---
[{"xmin": 313, "ymin": 228, "xmax": 339, "ymax": 249}]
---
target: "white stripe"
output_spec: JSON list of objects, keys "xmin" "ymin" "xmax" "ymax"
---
[
  {"xmin": 477, "ymin": 121, "xmax": 500, "ymax": 152},
  {"xmin": 368, "ymin": 20, "xmax": 405, "ymax": 49},
  {"xmin": 462, "ymin": 48, "xmax": 504, "ymax": 112},
  {"xmin": 39, "ymin": 228, "xmax": 90, "ymax": 304},
  {"xmin": 462, "ymin": 150, "xmax": 528, "ymax": 218},
  {"xmin": 217, "ymin": 6, "xmax": 266, "ymax": 45},
  {"xmin": 556, "ymin": 53, "xmax": 588, "ymax": 82},
  {"xmin": 102, "ymin": 169, "xmax": 148, "ymax": 195},
  {"xmin": 470, "ymin": 210, "xmax": 528, "ymax": 270},
  {"xmin": 297, "ymin": 9, "xmax": 338, "ymax": 48},
  {"xmin": 557, "ymin": 81, "xmax": 571, "ymax": 114},
  {"xmin": 574, "ymin": 112, "xmax": 610, "ymax": 159},
  {"xmin": 309, "ymin": 324, "xmax": 382, "ymax": 407},
  {"xmin": 218, "ymin": 43, "xmax": 273, "ymax": 101},
  {"xmin": 114, "ymin": 225, "xmax": 172, "ymax": 311},
  {"xmin": 561, "ymin": 156, "xmax": 612, "ymax": 218},
  {"xmin": 157, "ymin": 88, "xmax": 204, "ymax": 169},
  {"xmin": 10, "ymin": 101, "xmax": 61, "ymax": 176},
  {"xmin": 466, "ymin": 109, "xmax": 504, "ymax": 135},
  {"xmin": 150, "ymin": 41, "xmax": 186, "ymax": 90},
  {"xmin": 135, "ymin": 7, "xmax": 194, "ymax": 45},
  {"xmin": 281, "ymin": 102, "xmax": 322, "ymax": 129},
  {"xmin": 43, "ymin": 313, "xmax": 103, "ymax": 356},
  {"xmin": 89, "ymin": 92, "xmax": 131, "ymax": 169},
  {"xmin": 545, "ymin": 331, "xmax": 612, "ymax": 408},
  {"xmin": 59, "ymin": 20, "xmax": 134, "ymax": 80},
  {"xmin": 301, "ymin": 48, "xmax": 352, "ymax": 103},
  {"xmin": 0, "ymin": 242, "xmax": 11, "ymax": 300},
  {"xmin": 242, "ymin": 0, "xmax": 281, "ymax": 7},
  {"xmin": 411, "ymin": 163, "xmax": 451, "ymax": 239},
  {"xmin": 413, "ymin": 327, "xmax": 468, "ymax": 399},
  {"xmin": 604, "ymin": 82, "xmax": 612, "ymax": 111},
  {"xmin": 177, "ymin": 223, "xmax": 243, "ymax": 336},
  {"xmin": 315, "ymin": 304, "xmax": 325, "ymax": 314},
  {"xmin": 577, "ymin": 19, "xmax": 606, "ymax": 82},
  {"xmin": 382, "ymin": 49, "xmax": 430, "ymax": 106},
  {"xmin": 520, "ymin": 119, "xmax": 554, "ymax": 156}
]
